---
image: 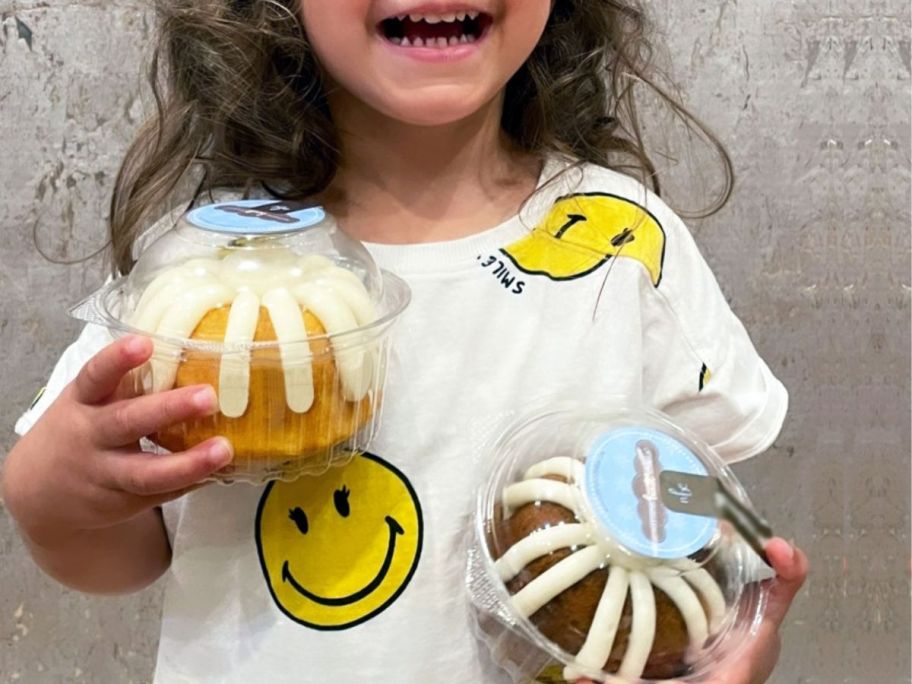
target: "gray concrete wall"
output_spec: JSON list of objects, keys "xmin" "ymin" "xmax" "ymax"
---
[{"xmin": 1, "ymin": 1, "xmax": 909, "ymax": 682}]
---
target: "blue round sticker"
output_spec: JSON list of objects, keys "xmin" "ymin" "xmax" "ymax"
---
[
  {"xmin": 582, "ymin": 427, "xmax": 717, "ymax": 559},
  {"xmin": 186, "ymin": 200, "xmax": 327, "ymax": 235}
]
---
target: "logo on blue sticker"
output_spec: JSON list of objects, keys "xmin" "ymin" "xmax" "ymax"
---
[
  {"xmin": 186, "ymin": 200, "xmax": 327, "ymax": 235},
  {"xmin": 583, "ymin": 427, "xmax": 717, "ymax": 559}
]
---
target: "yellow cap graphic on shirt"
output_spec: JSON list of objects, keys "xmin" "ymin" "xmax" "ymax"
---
[
  {"xmin": 502, "ymin": 193, "xmax": 666, "ymax": 285},
  {"xmin": 256, "ymin": 453, "xmax": 422, "ymax": 629}
]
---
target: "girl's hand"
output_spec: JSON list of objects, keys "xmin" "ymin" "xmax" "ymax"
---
[
  {"xmin": 576, "ymin": 538, "xmax": 809, "ymax": 684},
  {"xmin": 2, "ymin": 335, "xmax": 233, "ymax": 548}
]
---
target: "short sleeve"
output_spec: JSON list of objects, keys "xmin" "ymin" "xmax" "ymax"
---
[
  {"xmin": 14, "ymin": 324, "xmax": 114, "ymax": 436},
  {"xmin": 640, "ymin": 200, "xmax": 788, "ymax": 463}
]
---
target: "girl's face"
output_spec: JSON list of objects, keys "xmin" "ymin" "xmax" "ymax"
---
[{"xmin": 299, "ymin": 1, "xmax": 551, "ymax": 126}]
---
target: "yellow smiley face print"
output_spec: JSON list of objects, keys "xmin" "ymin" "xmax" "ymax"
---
[
  {"xmin": 255, "ymin": 453, "xmax": 423, "ymax": 630},
  {"xmin": 502, "ymin": 193, "xmax": 667, "ymax": 285}
]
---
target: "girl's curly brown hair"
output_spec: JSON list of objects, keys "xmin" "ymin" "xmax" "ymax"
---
[{"xmin": 110, "ymin": 0, "xmax": 733, "ymax": 274}]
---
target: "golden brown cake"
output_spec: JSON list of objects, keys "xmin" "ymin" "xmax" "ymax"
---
[
  {"xmin": 126, "ymin": 251, "xmax": 380, "ymax": 475},
  {"xmin": 154, "ymin": 305, "xmax": 373, "ymax": 466}
]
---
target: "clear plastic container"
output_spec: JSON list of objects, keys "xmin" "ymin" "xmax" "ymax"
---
[
  {"xmin": 467, "ymin": 404, "xmax": 772, "ymax": 683},
  {"xmin": 71, "ymin": 200, "xmax": 410, "ymax": 484}
]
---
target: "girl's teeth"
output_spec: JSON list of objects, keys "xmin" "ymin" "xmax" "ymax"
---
[
  {"xmin": 395, "ymin": 33, "xmax": 476, "ymax": 49},
  {"xmin": 388, "ymin": 10, "xmax": 486, "ymax": 48},
  {"xmin": 400, "ymin": 11, "xmax": 480, "ymax": 24}
]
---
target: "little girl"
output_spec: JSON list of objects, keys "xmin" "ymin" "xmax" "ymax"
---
[{"xmin": 3, "ymin": 1, "xmax": 807, "ymax": 682}]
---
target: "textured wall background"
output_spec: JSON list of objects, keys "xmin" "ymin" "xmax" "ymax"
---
[{"xmin": 0, "ymin": 1, "xmax": 909, "ymax": 683}]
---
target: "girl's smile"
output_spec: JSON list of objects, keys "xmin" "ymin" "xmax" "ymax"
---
[
  {"xmin": 377, "ymin": 7, "xmax": 494, "ymax": 61},
  {"xmin": 301, "ymin": 0, "xmax": 549, "ymax": 126}
]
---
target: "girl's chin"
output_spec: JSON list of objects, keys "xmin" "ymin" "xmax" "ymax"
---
[
  {"xmin": 373, "ymin": 96, "xmax": 495, "ymax": 127},
  {"xmin": 333, "ymin": 78, "xmax": 500, "ymax": 127}
]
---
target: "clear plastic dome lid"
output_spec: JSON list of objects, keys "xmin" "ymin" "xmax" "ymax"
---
[
  {"xmin": 469, "ymin": 405, "xmax": 774, "ymax": 683},
  {"xmin": 126, "ymin": 199, "xmax": 384, "ymax": 316},
  {"xmin": 71, "ymin": 199, "xmax": 402, "ymax": 344}
]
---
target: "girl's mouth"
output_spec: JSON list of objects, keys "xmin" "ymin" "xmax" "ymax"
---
[{"xmin": 378, "ymin": 10, "xmax": 493, "ymax": 49}]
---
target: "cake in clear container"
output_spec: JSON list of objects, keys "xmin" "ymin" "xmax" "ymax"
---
[
  {"xmin": 467, "ymin": 405, "xmax": 773, "ymax": 683},
  {"xmin": 71, "ymin": 199, "xmax": 410, "ymax": 484}
]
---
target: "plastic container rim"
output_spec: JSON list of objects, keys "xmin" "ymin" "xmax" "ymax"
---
[{"xmin": 69, "ymin": 269, "xmax": 411, "ymax": 354}]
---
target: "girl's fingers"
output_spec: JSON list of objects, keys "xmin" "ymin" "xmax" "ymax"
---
[
  {"xmin": 96, "ymin": 385, "xmax": 218, "ymax": 447},
  {"xmin": 105, "ymin": 437, "xmax": 233, "ymax": 497},
  {"xmin": 761, "ymin": 538, "xmax": 809, "ymax": 629},
  {"xmin": 73, "ymin": 336, "xmax": 153, "ymax": 405},
  {"xmin": 143, "ymin": 482, "xmax": 210, "ymax": 509}
]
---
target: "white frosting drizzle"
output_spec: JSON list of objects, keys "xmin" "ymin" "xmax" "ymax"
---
[
  {"xmin": 292, "ymin": 283, "xmax": 367, "ymax": 402},
  {"xmin": 262, "ymin": 288, "xmax": 315, "ymax": 413},
  {"xmin": 617, "ymin": 571, "xmax": 657, "ymax": 679},
  {"xmin": 499, "ymin": 457, "xmax": 728, "ymax": 681},
  {"xmin": 323, "ymin": 267, "xmax": 365, "ymax": 289},
  {"xmin": 218, "ymin": 291, "xmax": 260, "ymax": 418},
  {"xmin": 133, "ymin": 281, "xmax": 187, "ymax": 333},
  {"xmin": 152, "ymin": 283, "xmax": 235, "ymax": 392},
  {"xmin": 502, "ymin": 479, "xmax": 581, "ymax": 517},
  {"xmin": 523, "ymin": 457, "xmax": 585, "ymax": 483},
  {"xmin": 296, "ymin": 254, "xmax": 334, "ymax": 272},
  {"xmin": 563, "ymin": 565, "xmax": 631, "ymax": 681},
  {"xmin": 127, "ymin": 249, "xmax": 377, "ymax": 415},
  {"xmin": 673, "ymin": 561, "xmax": 728, "ymax": 632},
  {"xmin": 495, "ymin": 523, "xmax": 593, "ymax": 582},
  {"xmin": 646, "ymin": 567, "xmax": 709, "ymax": 649},
  {"xmin": 133, "ymin": 272, "xmax": 191, "ymax": 320},
  {"xmin": 312, "ymin": 275, "xmax": 377, "ymax": 327},
  {"xmin": 155, "ymin": 282, "xmax": 235, "ymax": 338},
  {"xmin": 511, "ymin": 544, "xmax": 605, "ymax": 618}
]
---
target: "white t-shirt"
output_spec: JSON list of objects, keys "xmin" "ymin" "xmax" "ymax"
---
[{"xmin": 15, "ymin": 162, "xmax": 787, "ymax": 683}]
